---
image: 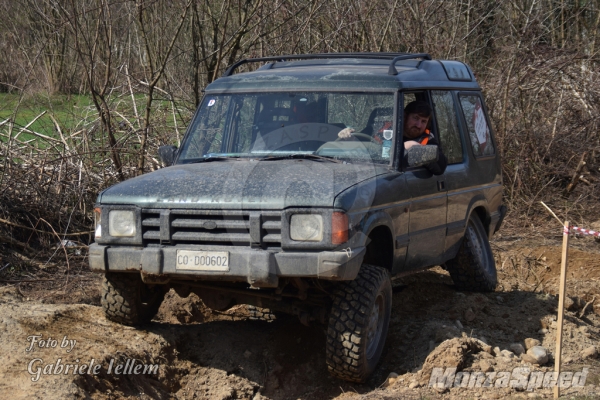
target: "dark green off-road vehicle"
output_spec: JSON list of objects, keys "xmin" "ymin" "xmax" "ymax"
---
[{"xmin": 89, "ymin": 53, "xmax": 505, "ymax": 382}]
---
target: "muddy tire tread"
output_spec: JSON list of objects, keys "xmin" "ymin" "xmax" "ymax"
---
[
  {"xmin": 247, "ymin": 306, "xmax": 277, "ymax": 322},
  {"xmin": 446, "ymin": 215, "xmax": 497, "ymax": 292},
  {"xmin": 101, "ymin": 274, "xmax": 164, "ymax": 326},
  {"xmin": 326, "ymin": 264, "xmax": 391, "ymax": 383}
]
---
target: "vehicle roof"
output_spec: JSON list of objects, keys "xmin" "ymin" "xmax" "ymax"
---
[{"xmin": 205, "ymin": 53, "xmax": 481, "ymax": 93}]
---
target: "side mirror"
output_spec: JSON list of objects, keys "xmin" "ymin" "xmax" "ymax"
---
[
  {"xmin": 406, "ymin": 145, "xmax": 438, "ymax": 168},
  {"xmin": 158, "ymin": 145, "xmax": 178, "ymax": 166}
]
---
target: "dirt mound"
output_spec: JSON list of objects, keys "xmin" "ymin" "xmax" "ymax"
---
[
  {"xmin": 155, "ymin": 291, "xmax": 212, "ymax": 324},
  {"xmin": 418, "ymin": 337, "xmax": 488, "ymax": 385},
  {"xmin": 0, "ymin": 286, "xmax": 180, "ymax": 399},
  {"xmin": 1, "ymin": 236, "xmax": 599, "ymax": 399}
]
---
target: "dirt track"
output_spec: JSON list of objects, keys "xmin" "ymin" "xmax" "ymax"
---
[{"xmin": 1, "ymin": 233, "xmax": 599, "ymax": 399}]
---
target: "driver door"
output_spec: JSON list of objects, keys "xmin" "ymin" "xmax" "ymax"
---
[{"xmin": 402, "ymin": 92, "xmax": 448, "ymax": 270}]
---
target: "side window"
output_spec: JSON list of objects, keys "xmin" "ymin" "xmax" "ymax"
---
[
  {"xmin": 400, "ymin": 91, "xmax": 422, "ymax": 133},
  {"xmin": 401, "ymin": 92, "xmax": 417, "ymax": 126},
  {"xmin": 432, "ymin": 90, "xmax": 463, "ymax": 164},
  {"xmin": 403, "ymin": 92, "xmax": 417, "ymax": 105},
  {"xmin": 459, "ymin": 94, "xmax": 495, "ymax": 157},
  {"xmin": 400, "ymin": 91, "xmax": 430, "ymax": 167}
]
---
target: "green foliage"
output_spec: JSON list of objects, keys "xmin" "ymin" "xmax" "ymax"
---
[
  {"xmin": 0, "ymin": 93, "xmax": 190, "ymax": 145},
  {"xmin": 0, "ymin": 93, "xmax": 93, "ymax": 139}
]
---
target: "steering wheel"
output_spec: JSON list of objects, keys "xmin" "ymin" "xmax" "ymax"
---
[{"xmin": 336, "ymin": 132, "xmax": 380, "ymax": 144}]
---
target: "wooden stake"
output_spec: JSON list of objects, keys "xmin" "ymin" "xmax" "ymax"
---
[{"xmin": 554, "ymin": 220, "xmax": 569, "ymax": 399}]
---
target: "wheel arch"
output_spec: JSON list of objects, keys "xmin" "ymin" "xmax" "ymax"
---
[
  {"xmin": 359, "ymin": 212, "xmax": 394, "ymax": 272},
  {"xmin": 472, "ymin": 206, "xmax": 490, "ymax": 234},
  {"xmin": 464, "ymin": 195, "xmax": 492, "ymax": 238}
]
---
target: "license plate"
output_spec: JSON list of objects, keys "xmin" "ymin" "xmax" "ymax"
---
[{"xmin": 175, "ymin": 250, "xmax": 229, "ymax": 271}]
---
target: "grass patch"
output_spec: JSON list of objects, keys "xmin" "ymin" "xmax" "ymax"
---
[
  {"xmin": 0, "ymin": 93, "xmax": 191, "ymax": 145},
  {"xmin": 0, "ymin": 93, "xmax": 94, "ymax": 140}
]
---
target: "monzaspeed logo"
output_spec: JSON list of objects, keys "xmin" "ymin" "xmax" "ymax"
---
[{"xmin": 428, "ymin": 367, "xmax": 589, "ymax": 391}]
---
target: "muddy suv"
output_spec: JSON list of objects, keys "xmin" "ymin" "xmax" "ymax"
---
[{"xmin": 89, "ymin": 53, "xmax": 505, "ymax": 382}]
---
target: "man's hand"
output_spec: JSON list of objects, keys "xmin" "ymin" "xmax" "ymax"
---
[
  {"xmin": 337, "ymin": 127, "xmax": 355, "ymax": 139},
  {"xmin": 404, "ymin": 140, "xmax": 419, "ymax": 149}
]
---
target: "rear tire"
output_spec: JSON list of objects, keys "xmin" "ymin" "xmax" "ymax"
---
[
  {"xmin": 101, "ymin": 273, "xmax": 166, "ymax": 325},
  {"xmin": 446, "ymin": 214, "xmax": 497, "ymax": 292},
  {"xmin": 326, "ymin": 264, "xmax": 392, "ymax": 382}
]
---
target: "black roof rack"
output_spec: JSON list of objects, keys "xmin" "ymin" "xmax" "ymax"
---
[{"xmin": 222, "ymin": 52, "xmax": 432, "ymax": 77}]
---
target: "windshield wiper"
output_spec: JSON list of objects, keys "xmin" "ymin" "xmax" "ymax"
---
[{"xmin": 259, "ymin": 153, "xmax": 346, "ymax": 163}]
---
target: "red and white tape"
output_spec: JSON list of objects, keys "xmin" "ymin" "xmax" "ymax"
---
[{"xmin": 563, "ymin": 226, "xmax": 600, "ymax": 237}]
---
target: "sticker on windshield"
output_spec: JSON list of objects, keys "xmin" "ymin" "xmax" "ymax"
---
[
  {"xmin": 207, "ymin": 99, "xmax": 216, "ymax": 107},
  {"xmin": 383, "ymin": 130, "xmax": 393, "ymax": 140},
  {"xmin": 381, "ymin": 145, "xmax": 391, "ymax": 159}
]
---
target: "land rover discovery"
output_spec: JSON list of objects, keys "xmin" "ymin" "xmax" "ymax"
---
[{"xmin": 89, "ymin": 53, "xmax": 505, "ymax": 382}]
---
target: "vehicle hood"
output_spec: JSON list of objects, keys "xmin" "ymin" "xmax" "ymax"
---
[{"xmin": 98, "ymin": 160, "xmax": 389, "ymax": 209}]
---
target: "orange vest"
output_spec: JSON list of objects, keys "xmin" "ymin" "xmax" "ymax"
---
[{"xmin": 418, "ymin": 129, "xmax": 432, "ymax": 145}]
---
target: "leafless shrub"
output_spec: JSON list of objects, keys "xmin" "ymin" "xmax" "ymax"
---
[{"xmin": 0, "ymin": 91, "xmax": 192, "ymax": 283}]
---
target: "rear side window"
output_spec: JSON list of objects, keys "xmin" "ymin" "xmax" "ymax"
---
[
  {"xmin": 459, "ymin": 94, "xmax": 495, "ymax": 157},
  {"xmin": 432, "ymin": 90, "xmax": 463, "ymax": 164}
]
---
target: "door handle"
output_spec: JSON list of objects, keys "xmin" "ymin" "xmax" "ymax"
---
[{"xmin": 437, "ymin": 180, "xmax": 446, "ymax": 191}]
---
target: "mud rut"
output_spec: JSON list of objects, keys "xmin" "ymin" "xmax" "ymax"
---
[{"xmin": 1, "ymin": 236, "xmax": 599, "ymax": 400}]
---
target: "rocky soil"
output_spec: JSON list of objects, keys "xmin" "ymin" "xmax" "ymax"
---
[{"xmin": 1, "ymin": 229, "xmax": 599, "ymax": 399}]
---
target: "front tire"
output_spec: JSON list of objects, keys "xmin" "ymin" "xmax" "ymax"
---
[
  {"xmin": 326, "ymin": 264, "xmax": 392, "ymax": 382},
  {"xmin": 101, "ymin": 273, "xmax": 166, "ymax": 325},
  {"xmin": 247, "ymin": 305, "xmax": 277, "ymax": 322},
  {"xmin": 446, "ymin": 214, "xmax": 497, "ymax": 292}
]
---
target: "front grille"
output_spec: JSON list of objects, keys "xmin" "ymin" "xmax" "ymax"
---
[{"xmin": 141, "ymin": 209, "xmax": 282, "ymax": 247}]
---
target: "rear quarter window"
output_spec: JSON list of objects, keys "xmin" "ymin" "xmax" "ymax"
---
[{"xmin": 459, "ymin": 94, "xmax": 495, "ymax": 157}]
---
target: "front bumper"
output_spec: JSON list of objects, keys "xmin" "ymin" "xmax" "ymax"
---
[{"xmin": 89, "ymin": 243, "xmax": 365, "ymax": 287}]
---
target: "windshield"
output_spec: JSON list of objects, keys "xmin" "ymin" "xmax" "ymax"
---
[{"xmin": 178, "ymin": 92, "xmax": 396, "ymax": 165}]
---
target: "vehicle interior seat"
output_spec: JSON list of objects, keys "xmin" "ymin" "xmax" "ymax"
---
[{"xmin": 363, "ymin": 107, "xmax": 394, "ymax": 136}]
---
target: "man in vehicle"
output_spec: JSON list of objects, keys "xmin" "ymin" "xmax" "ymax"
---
[
  {"xmin": 402, "ymin": 100, "xmax": 447, "ymax": 175},
  {"xmin": 338, "ymin": 100, "xmax": 447, "ymax": 174}
]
